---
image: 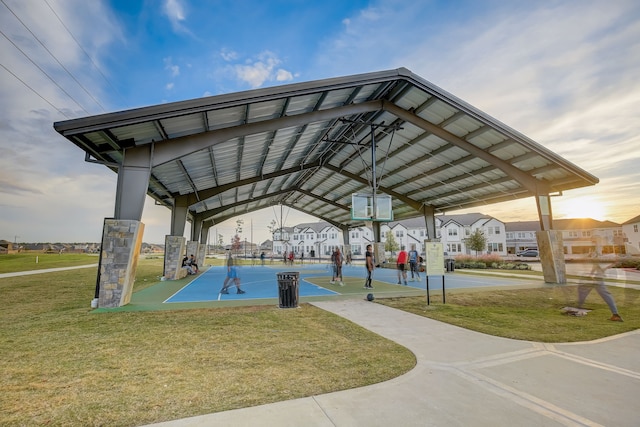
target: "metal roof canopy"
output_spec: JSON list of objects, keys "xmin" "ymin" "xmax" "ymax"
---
[{"xmin": 54, "ymin": 67, "xmax": 598, "ymax": 232}]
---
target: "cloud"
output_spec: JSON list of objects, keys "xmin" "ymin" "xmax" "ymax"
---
[
  {"xmin": 310, "ymin": 0, "xmax": 640, "ymax": 224},
  {"xmin": 220, "ymin": 48, "xmax": 239, "ymax": 62},
  {"xmin": 162, "ymin": 0, "xmax": 187, "ymax": 32},
  {"xmin": 275, "ymin": 68, "xmax": 294, "ymax": 82},
  {"xmin": 233, "ymin": 51, "xmax": 294, "ymax": 88},
  {"xmin": 163, "ymin": 57, "xmax": 180, "ymax": 77}
]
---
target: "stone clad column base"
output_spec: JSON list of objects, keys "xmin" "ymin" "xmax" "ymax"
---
[
  {"xmin": 536, "ymin": 230, "xmax": 566, "ymax": 284},
  {"xmin": 197, "ymin": 243, "xmax": 206, "ymax": 268},
  {"xmin": 164, "ymin": 236, "xmax": 187, "ymax": 279},
  {"xmin": 186, "ymin": 240, "xmax": 199, "ymax": 261},
  {"xmin": 98, "ymin": 219, "xmax": 145, "ymax": 308}
]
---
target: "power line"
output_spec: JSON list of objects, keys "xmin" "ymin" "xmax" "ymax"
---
[
  {"xmin": 0, "ymin": 27, "xmax": 88, "ymax": 114},
  {"xmin": 1, "ymin": 0, "xmax": 106, "ymax": 112},
  {"xmin": 0, "ymin": 63, "xmax": 70, "ymax": 118},
  {"xmin": 43, "ymin": 0, "xmax": 127, "ymax": 106}
]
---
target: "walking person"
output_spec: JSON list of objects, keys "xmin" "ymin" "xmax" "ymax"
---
[
  {"xmin": 219, "ymin": 252, "xmax": 245, "ymax": 295},
  {"xmin": 364, "ymin": 244, "xmax": 375, "ymax": 289},
  {"xmin": 577, "ymin": 254, "xmax": 622, "ymax": 321},
  {"xmin": 396, "ymin": 246, "xmax": 408, "ymax": 285},
  {"xmin": 331, "ymin": 247, "xmax": 344, "ymax": 286},
  {"xmin": 408, "ymin": 244, "xmax": 420, "ymax": 281}
]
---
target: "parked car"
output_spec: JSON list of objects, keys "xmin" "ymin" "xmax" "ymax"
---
[{"xmin": 516, "ymin": 249, "xmax": 539, "ymax": 257}]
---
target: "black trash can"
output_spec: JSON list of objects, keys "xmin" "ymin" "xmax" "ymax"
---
[
  {"xmin": 445, "ymin": 259, "xmax": 455, "ymax": 272},
  {"xmin": 277, "ymin": 272, "xmax": 300, "ymax": 308}
]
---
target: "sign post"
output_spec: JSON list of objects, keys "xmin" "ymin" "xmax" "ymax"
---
[{"xmin": 424, "ymin": 241, "xmax": 445, "ymax": 305}]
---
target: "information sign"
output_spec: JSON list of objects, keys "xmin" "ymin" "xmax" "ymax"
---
[{"xmin": 424, "ymin": 241, "xmax": 445, "ymax": 275}]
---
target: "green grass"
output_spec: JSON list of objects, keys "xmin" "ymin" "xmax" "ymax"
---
[
  {"xmin": 0, "ymin": 252, "xmax": 98, "ymax": 273},
  {"xmin": 2, "ymin": 253, "xmax": 639, "ymax": 425},
  {"xmin": 0, "ymin": 256, "xmax": 415, "ymax": 427},
  {"xmin": 377, "ymin": 285, "xmax": 640, "ymax": 342}
]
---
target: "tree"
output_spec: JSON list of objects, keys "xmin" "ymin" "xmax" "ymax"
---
[
  {"xmin": 231, "ymin": 234, "xmax": 242, "ymax": 255},
  {"xmin": 267, "ymin": 219, "xmax": 277, "ymax": 238},
  {"xmin": 384, "ymin": 231, "xmax": 399, "ymax": 253},
  {"xmin": 217, "ymin": 233, "xmax": 224, "ymax": 250},
  {"xmin": 467, "ymin": 229, "xmax": 487, "ymax": 255}
]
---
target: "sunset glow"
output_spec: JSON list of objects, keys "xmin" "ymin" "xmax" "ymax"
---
[{"xmin": 554, "ymin": 196, "xmax": 608, "ymax": 221}]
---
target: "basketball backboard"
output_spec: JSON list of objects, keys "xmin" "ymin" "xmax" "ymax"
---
[{"xmin": 351, "ymin": 193, "xmax": 393, "ymax": 221}]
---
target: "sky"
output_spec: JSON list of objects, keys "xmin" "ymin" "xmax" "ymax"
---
[{"xmin": 1, "ymin": 0, "xmax": 639, "ymax": 245}]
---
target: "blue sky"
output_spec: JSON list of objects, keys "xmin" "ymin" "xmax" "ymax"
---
[{"xmin": 1, "ymin": 0, "xmax": 639, "ymax": 244}]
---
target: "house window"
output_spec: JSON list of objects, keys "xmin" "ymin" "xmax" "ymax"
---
[
  {"xmin": 634, "ymin": 225, "xmax": 638, "ymax": 233},
  {"xmin": 396, "ymin": 231, "xmax": 404, "ymax": 237},
  {"xmin": 448, "ymin": 228, "xmax": 458, "ymax": 236},
  {"xmin": 487, "ymin": 243, "xmax": 504, "ymax": 252}
]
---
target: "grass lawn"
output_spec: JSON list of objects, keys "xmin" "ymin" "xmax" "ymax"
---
[
  {"xmin": 0, "ymin": 254, "xmax": 415, "ymax": 426},
  {"xmin": 2, "ymin": 253, "xmax": 638, "ymax": 425},
  {"xmin": 377, "ymin": 284, "xmax": 640, "ymax": 342}
]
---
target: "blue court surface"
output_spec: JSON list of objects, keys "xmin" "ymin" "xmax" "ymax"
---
[
  {"xmin": 164, "ymin": 263, "xmax": 542, "ymax": 304},
  {"xmin": 165, "ymin": 264, "xmax": 341, "ymax": 303}
]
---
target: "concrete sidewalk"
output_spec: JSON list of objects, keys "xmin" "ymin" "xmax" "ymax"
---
[
  {"xmin": 146, "ymin": 299, "xmax": 640, "ymax": 427},
  {"xmin": 0, "ymin": 263, "xmax": 98, "ymax": 279}
]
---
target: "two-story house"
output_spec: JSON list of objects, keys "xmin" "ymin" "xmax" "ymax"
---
[{"xmin": 622, "ymin": 214, "xmax": 640, "ymax": 255}]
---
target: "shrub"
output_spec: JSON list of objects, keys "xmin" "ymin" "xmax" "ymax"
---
[
  {"xmin": 452, "ymin": 255, "xmax": 531, "ymax": 271},
  {"xmin": 612, "ymin": 258, "xmax": 640, "ymax": 269}
]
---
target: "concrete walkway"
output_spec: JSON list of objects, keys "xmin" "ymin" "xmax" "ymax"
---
[
  {"xmin": 146, "ymin": 299, "xmax": 640, "ymax": 427},
  {"xmin": 0, "ymin": 263, "xmax": 98, "ymax": 279}
]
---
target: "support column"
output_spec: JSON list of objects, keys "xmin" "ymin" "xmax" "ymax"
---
[
  {"xmin": 164, "ymin": 235, "xmax": 186, "ymax": 280},
  {"xmin": 372, "ymin": 221, "xmax": 381, "ymax": 243},
  {"xmin": 341, "ymin": 225, "xmax": 351, "ymax": 261},
  {"xmin": 191, "ymin": 216, "xmax": 203, "ymax": 242},
  {"xmin": 186, "ymin": 240, "xmax": 199, "ymax": 260},
  {"xmin": 536, "ymin": 194, "xmax": 566, "ymax": 284},
  {"xmin": 171, "ymin": 195, "xmax": 189, "ymax": 237},
  {"xmin": 536, "ymin": 230, "xmax": 566, "ymax": 284},
  {"xmin": 96, "ymin": 219, "xmax": 145, "ymax": 308},
  {"xmin": 197, "ymin": 243, "xmax": 206, "ymax": 268},
  {"xmin": 422, "ymin": 205, "xmax": 436, "ymax": 241},
  {"xmin": 115, "ymin": 145, "xmax": 152, "ymax": 220},
  {"xmin": 95, "ymin": 145, "xmax": 150, "ymax": 308}
]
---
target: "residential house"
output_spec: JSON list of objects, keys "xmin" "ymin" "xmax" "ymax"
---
[
  {"xmin": 621, "ymin": 214, "xmax": 640, "ymax": 255},
  {"xmin": 504, "ymin": 218, "xmax": 624, "ymax": 255},
  {"xmin": 379, "ymin": 213, "xmax": 506, "ymax": 256},
  {"xmin": 505, "ymin": 221, "xmax": 539, "ymax": 254}
]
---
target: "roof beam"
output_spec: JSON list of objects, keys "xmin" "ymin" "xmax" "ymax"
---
[
  {"xmin": 170, "ymin": 161, "xmax": 321, "ymax": 204},
  {"xmin": 382, "ymin": 100, "xmax": 551, "ymax": 195},
  {"xmin": 151, "ymin": 100, "xmax": 383, "ymax": 166}
]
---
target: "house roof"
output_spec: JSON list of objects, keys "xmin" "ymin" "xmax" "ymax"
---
[
  {"xmin": 622, "ymin": 214, "xmax": 640, "ymax": 225},
  {"xmin": 53, "ymin": 68, "xmax": 598, "ymax": 230},
  {"xmin": 506, "ymin": 218, "xmax": 621, "ymax": 232}
]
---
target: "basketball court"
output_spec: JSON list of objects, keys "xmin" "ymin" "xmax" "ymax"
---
[{"xmin": 107, "ymin": 262, "xmax": 548, "ymax": 312}]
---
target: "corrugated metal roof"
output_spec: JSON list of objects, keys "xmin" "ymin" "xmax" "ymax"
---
[{"xmin": 54, "ymin": 68, "xmax": 598, "ymax": 229}]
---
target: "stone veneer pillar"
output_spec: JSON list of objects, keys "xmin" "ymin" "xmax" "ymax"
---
[
  {"xmin": 536, "ymin": 230, "xmax": 566, "ymax": 284},
  {"xmin": 197, "ymin": 243, "xmax": 206, "ymax": 268},
  {"xmin": 164, "ymin": 236, "xmax": 187, "ymax": 280},
  {"xmin": 97, "ymin": 219, "xmax": 145, "ymax": 308},
  {"xmin": 186, "ymin": 240, "xmax": 199, "ymax": 260}
]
